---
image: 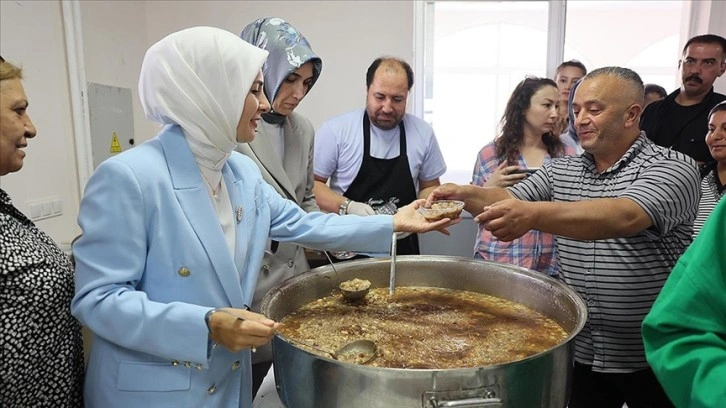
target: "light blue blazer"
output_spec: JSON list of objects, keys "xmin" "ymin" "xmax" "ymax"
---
[{"xmin": 71, "ymin": 125, "xmax": 393, "ymax": 408}]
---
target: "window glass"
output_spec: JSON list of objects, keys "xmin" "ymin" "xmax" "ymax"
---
[
  {"xmin": 425, "ymin": 1, "xmax": 549, "ymax": 185},
  {"xmin": 422, "ymin": 0, "xmax": 684, "ymax": 185},
  {"xmin": 564, "ymin": 0, "xmax": 683, "ymax": 88}
]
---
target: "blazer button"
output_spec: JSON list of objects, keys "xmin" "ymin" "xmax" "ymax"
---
[
  {"xmin": 231, "ymin": 361, "xmax": 240, "ymax": 370},
  {"xmin": 178, "ymin": 267, "xmax": 191, "ymax": 277},
  {"xmin": 207, "ymin": 384, "xmax": 217, "ymax": 394},
  {"xmin": 183, "ymin": 361, "xmax": 192, "ymax": 368},
  {"xmin": 287, "ymin": 260, "xmax": 294, "ymax": 268},
  {"xmin": 196, "ymin": 363, "xmax": 204, "ymax": 370},
  {"xmin": 171, "ymin": 360, "xmax": 179, "ymax": 366}
]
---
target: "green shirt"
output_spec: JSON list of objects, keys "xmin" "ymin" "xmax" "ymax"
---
[{"xmin": 642, "ymin": 198, "xmax": 726, "ymax": 408}]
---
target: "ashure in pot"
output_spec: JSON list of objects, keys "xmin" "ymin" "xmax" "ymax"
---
[
  {"xmin": 262, "ymin": 256, "xmax": 587, "ymax": 408},
  {"xmin": 277, "ymin": 286, "xmax": 569, "ymax": 369}
]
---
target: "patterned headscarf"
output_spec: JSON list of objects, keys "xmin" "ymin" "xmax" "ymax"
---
[
  {"xmin": 240, "ymin": 17, "xmax": 322, "ymax": 118},
  {"xmin": 139, "ymin": 27, "xmax": 268, "ymax": 170}
]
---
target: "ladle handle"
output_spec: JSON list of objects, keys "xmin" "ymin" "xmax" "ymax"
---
[
  {"xmin": 389, "ymin": 232, "xmax": 397, "ymax": 296},
  {"xmin": 322, "ymin": 251, "xmax": 340, "ymax": 284}
]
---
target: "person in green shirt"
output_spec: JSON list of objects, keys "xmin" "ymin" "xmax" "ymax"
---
[{"xmin": 642, "ymin": 198, "xmax": 726, "ymax": 408}]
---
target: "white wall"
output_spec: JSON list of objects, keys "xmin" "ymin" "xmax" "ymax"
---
[
  {"xmin": 141, "ymin": 0, "xmax": 414, "ymax": 131},
  {"xmin": 709, "ymin": 0, "xmax": 726, "ymax": 94},
  {"xmin": 80, "ymin": 0, "xmax": 155, "ymax": 147}
]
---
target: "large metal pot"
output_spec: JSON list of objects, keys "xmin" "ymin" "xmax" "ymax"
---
[{"xmin": 261, "ymin": 256, "xmax": 587, "ymax": 408}]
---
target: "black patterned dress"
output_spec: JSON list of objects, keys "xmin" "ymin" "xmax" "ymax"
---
[{"xmin": 0, "ymin": 189, "xmax": 84, "ymax": 407}]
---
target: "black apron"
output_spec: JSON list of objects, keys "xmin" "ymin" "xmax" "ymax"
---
[{"xmin": 344, "ymin": 113, "xmax": 420, "ymax": 255}]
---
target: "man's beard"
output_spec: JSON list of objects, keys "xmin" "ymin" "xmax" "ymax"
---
[{"xmin": 370, "ymin": 111, "xmax": 403, "ymax": 130}]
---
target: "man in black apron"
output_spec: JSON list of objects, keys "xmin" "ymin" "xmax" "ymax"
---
[
  {"xmin": 344, "ymin": 112, "xmax": 420, "ymax": 254},
  {"xmin": 313, "ymin": 57, "xmax": 447, "ymax": 257}
]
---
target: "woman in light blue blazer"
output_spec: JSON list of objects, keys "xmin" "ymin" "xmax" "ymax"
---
[{"xmin": 71, "ymin": 27, "xmax": 456, "ymax": 408}]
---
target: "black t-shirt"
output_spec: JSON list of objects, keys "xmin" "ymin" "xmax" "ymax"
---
[
  {"xmin": 658, "ymin": 102, "xmax": 704, "ymax": 153},
  {"xmin": 641, "ymin": 89, "xmax": 726, "ymax": 163}
]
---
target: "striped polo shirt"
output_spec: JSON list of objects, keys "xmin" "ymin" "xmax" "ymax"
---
[
  {"xmin": 693, "ymin": 168, "xmax": 725, "ymax": 237},
  {"xmin": 508, "ymin": 132, "xmax": 700, "ymax": 373}
]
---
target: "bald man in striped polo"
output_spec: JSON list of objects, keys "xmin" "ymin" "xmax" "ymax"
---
[{"xmin": 429, "ymin": 66, "xmax": 700, "ymax": 408}]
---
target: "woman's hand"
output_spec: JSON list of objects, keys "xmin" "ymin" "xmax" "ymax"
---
[
  {"xmin": 393, "ymin": 199, "xmax": 460, "ymax": 236},
  {"xmin": 208, "ymin": 308, "xmax": 280, "ymax": 353},
  {"xmin": 485, "ymin": 162, "xmax": 526, "ymax": 187}
]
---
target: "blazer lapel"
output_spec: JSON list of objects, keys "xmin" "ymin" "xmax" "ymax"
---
[
  {"xmin": 245, "ymin": 126, "xmax": 296, "ymax": 199},
  {"xmin": 159, "ymin": 127, "xmax": 245, "ymax": 308},
  {"xmin": 282, "ymin": 119, "xmax": 303, "ymax": 190},
  {"xmin": 223, "ymin": 167, "xmax": 257, "ymax": 304}
]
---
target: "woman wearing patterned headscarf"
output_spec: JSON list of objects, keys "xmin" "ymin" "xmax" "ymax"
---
[
  {"xmin": 238, "ymin": 17, "xmax": 323, "ymax": 392},
  {"xmin": 71, "ymin": 26, "xmax": 455, "ymax": 408}
]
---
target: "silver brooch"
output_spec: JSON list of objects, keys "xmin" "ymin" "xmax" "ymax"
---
[{"xmin": 235, "ymin": 206, "xmax": 244, "ymax": 223}]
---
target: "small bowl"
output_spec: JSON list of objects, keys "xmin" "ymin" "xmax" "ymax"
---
[{"xmin": 419, "ymin": 200, "xmax": 465, "ymax": 221}]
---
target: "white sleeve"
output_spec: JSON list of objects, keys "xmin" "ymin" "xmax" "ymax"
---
[
  {"xmin": 419, "ymin": 126, "xmax": 447, "ymax": 181},
  {"xmin": 313, "ymin": 120, "xmax": 338, "ymax": 179}
]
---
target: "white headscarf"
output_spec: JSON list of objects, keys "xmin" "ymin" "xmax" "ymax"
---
[{"xmin": 139, "ymin": 26, "xmax": 268, "ymax": 170}]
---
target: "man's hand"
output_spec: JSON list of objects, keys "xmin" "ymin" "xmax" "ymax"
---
[
  {"xmin": 425, "ymin": 183, "xmax": 467, "ymax": 206},
  {"xmin": 208, "ymin": 308, "xmax": 280, "ymax": 353},
  {"xmin": 393, "ymin": 199, "xmax": 460, "ymax": 235},
  {"xmin": 346, "ymin": 201, "xmax": 376, "ymax": 215},
  {"xmin": 426, "ymin": 183, "xmax": 513, "ymax": 217},
  {"xmin": 475, "ymin": 198, "xmax": 535, "ymax": 241}
]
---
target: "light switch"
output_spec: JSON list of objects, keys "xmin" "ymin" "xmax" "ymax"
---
[
  {"xmin": 42, "ymin": 201, "xmax": 53, "ymax": 216},
  {"xmin": 52, "ymin": 199, "xmax": 62, "ymax": 215},
  {"xmin": 30, "ymin": 203, "xmax": 42, "ymax": 219}
]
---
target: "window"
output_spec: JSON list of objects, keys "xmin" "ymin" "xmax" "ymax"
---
[
  {"xmin": 563, "ymin": 1, "xmax": 684, "ymax": 90},
  {"xmin": 418, "ymin": 0, "xmax": 686, "ymax": 185}
]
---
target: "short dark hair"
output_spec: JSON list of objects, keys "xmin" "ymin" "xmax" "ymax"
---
[
  {"xmin": 709, "ymin": 100, "xmax": 726, "ymax": 120},
  {"xmin": 644, "ymin": 84, "xmax": 667, "ymax": 99},
  {"xmin": 682, "ymin": 34, "xmax": 726, "ymax": 62},
  {"xmin": 555, "ymin": 60, "xmax": 587, "ymax": 77},
  {"xmin": 366, "ymin": 57, "xmax": 414, "ymax": 90},
  {"xmin": 584, "ymin": 66, "xmax": 644, "ymax": 103}
]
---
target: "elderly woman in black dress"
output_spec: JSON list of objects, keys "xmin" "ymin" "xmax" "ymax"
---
[{"xmin": 0, "ymin": 56, "xmax": 84, "ymax": 407}]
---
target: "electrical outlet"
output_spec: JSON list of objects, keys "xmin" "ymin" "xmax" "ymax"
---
[
  {"xmin": 26, "ymin": 196, "xmax": 63, "ymax": 221},
  {"xmin": 52, "ymin": 199, "xmax": 62, "ymax": 215},
  {"xmin": 30, "ymin": 203, "xmax": 42, "ymax": 219},
  {"xmin": 42, "ymin": 201, "xmax": 53, "ymax": 216}
]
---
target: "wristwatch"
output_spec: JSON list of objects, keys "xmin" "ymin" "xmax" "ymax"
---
[
  {"xmin": 339, "ymin": 198, "xmax": 351, "ymax": 215},
  {"xmin": 204, "ymin": 308, "xmax": 218, "ymax": 334}
]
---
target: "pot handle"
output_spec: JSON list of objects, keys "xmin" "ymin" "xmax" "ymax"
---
[{"xmin": 427, "ymin": 396, "xmax": 502, "ymax": 408}]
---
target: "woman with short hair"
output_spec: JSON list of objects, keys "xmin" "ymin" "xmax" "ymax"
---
[{"xmin": 0, "ymin": 56, "xmax": 84, "ymax": 407}]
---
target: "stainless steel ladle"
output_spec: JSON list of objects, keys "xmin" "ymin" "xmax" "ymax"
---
[
  {"xmin": 389, "ymin": 232, "xmax": 397, "ymax": 296},
  {"xmin": 281, "ymin": 336, "xmax": 378, "ymax": 365},
  {"xmin": 323, "ymin": 251, "xmax": 371, "ymax": 302}
]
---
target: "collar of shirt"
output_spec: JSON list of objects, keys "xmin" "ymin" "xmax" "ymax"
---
[{"xmin": 581, "ymin": 132, "xmax": 650, "ymax": 176}]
